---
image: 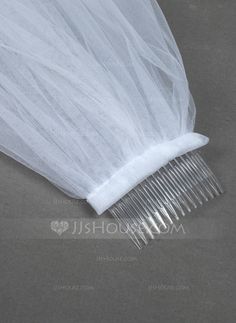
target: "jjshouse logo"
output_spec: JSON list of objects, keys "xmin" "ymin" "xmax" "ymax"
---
[
  {"xmin": 50, "ymin": 219, "xmax": 186, "ymax": 237},
  {"xmin": 50, "ymin": 221, "xmax": 69, "ymax": 236}
]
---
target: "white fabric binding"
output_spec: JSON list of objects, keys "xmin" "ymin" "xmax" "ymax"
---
[{"xmin": 88, "ymin": 133, "xmax": 208, "ymax": 214}]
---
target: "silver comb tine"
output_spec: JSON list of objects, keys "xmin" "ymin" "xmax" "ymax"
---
[
  {"xmin": 117, "ymin": 202, "xmax": 142, "ymax": 246},
  {"xmin": 152, "ymin": 175, "xmax": 181, "ymax": 218},
  {"xmin": 128, "ymin": 190, "xmax": 158, "ymax": 239},
  {"xmin": 154, "ymin": 172, "xmax": 185, "ymax": 216},
  {"xmin": 153, "ymin": 209, "xmax": 168, "ymax": 229},
  {"xmin": 162, "ymin": 165, "xmax": 194, "ymax": 211},
  {"xmin": 136, "ymin": 184, "xmax": 167, "ymax": 227},
  {"xmin": 192, "ymin": 152, "xmax": 224, "ymax": 194},
  {"xmin": 135, "ymin": 189, "xmax": 167, "ymax": 233},
  {"xmin": 171, "ymin": 161, "xmax": 201, "ymax": 207},
  {"xmin": 170, "ymin": 159, "xmax": 203, "ymax": 206},
  {"xmin": 149, "ymin": 177, "xmax": 179, "ymax": 221},
  {"xmin": 160, "ymin": 169, "xmax": 191, "ymax": 213},
  {"xmin": 141, "ymin": 185, "xmax": 170, "ymax": 228},
  {"xmin": 183, "ymin": 155, "xmax": 214, "ymax": 199},
  {"xmin": 176, "ymin": 156, "xmax": 209, "ymax": 202},
  {"xmin": 143, "ymin": 182, "xmax": 174, "ymax": 224},
  {"xmin": 176, "ymin": 157, "xmax": 209, "ymax": 203},
  {"xmin": 121, "ymin": 199, "xmax": 151, "ymax": 244},
  {"xmin": 110, "ymin": 207, "xmax": 142, "ymax": 249},
  {"xmin": 187, "ymin": 152, "xmax": 219, "ymax": 196},
  {"xmin": 135, "ymin": 190, "xmax": 166, "ymax": 233},
  {"xmin": 126, "ymin": 194, "xmax": 155, "ymax": 242},
  {"xmin": 119, "ymin": 201, "xmax": 146, "ymax": 245},
  {"xmin": 109, "ymin": 150, "xmax": 223, "ymax": 248},
  {"xmin": 145, "ymin": 182, "xmax": 175, "ymax": 225},
  {"xmin": 167, "ymin": 166, "xmax": 197, "ymax": 209},
  {"xmin": 146, "ymin": 214, "xmax": 160, "ymax": 237},
  {"xmin": 137, "ymin": 192, "xmax": 168, "ymax": 230},
  {"xmin": 121, "ymin": 198, "xmax": 148, "ymax": 245},
  {"xmin": 136, "ymin": 187, "xmax": 167, "ymax": 230}
]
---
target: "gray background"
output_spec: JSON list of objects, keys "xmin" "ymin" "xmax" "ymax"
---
[{"xmin": 0, "ymin": 1, "xmax": 235, "ymax": 322}]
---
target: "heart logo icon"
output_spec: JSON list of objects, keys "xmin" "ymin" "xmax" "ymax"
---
[{"xmin": 51, "ymin": 221, "xmax": 69, "ymax": 236}]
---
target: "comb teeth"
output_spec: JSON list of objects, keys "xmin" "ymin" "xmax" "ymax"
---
[{"xmin": 109, "ymin": 151, "xmax": 223, "ymax": 248}]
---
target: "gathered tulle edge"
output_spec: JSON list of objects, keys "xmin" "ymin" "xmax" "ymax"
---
[{"xmin": 87, "ymin": 132, "xmax": 209, "ymax": 214}]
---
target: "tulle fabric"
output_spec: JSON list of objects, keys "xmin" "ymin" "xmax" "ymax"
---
[{"xmin": 0, "ymin": 0, "xmax": 206, "ymax": 212}]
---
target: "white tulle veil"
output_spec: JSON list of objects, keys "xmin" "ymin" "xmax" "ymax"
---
[{"xmin": 0, "ymin": 0, "xmax": 209, "ymax": 214}]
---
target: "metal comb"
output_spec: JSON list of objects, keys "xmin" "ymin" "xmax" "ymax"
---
[{"xmin": 109, "ymin": 151, "xmax": 223, "ymax": 248}]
